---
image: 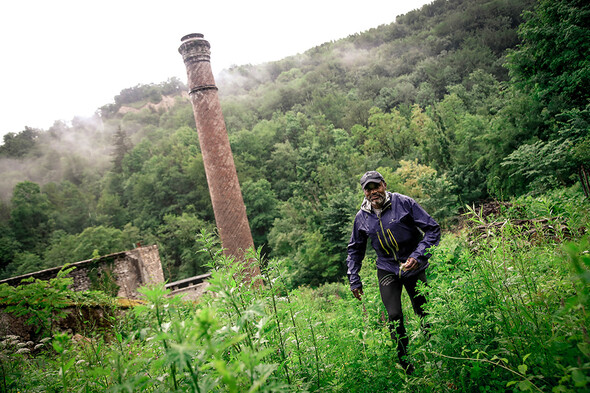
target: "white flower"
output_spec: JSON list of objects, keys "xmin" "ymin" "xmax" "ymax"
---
[
  {"xmin": 157, "ymin": 373, "xmax": 169, "ymax": 382},
  {"xmin": 16, "ymin": 348, "xmax": 30, "ymax": 354}
]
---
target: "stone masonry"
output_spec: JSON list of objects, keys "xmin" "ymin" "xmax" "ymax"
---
[{"xmin": 0, "ymin": 245, "xmax": 165, "ymax": 299}]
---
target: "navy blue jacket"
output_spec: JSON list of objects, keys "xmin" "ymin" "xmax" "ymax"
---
[{"xmin": 346, "ymin": 192, "xmax": 441, "ymax": 290}]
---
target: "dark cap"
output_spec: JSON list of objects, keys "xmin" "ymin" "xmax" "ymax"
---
[{"xmin": 360, "ymin": 171, "xmax": 385, "ymax": 189}]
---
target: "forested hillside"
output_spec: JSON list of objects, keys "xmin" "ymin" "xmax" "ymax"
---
[
  {"xmin": 0, "ymin": 0, "xmax": 588, "ymax": 288},
  {"xmin": 1, "ymin": 0, "xmax": 590, "ymax": 391}
]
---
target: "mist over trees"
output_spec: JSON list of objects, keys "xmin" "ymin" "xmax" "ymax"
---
[{"xmin": 0, "ymin": 0, "xmax": 588, "ymax": 286}]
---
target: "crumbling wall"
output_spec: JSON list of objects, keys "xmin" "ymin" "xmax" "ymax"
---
[
  {"xmin": 0, "ymin": 245, "xmax": 164, "ymax": 299},
  {"xmin": 0, "ymin": 245, "xmax": 217, "ymax": 340}
]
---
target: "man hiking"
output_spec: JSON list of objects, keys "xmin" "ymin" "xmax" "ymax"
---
[{"xmin": 346, "ymin": 170, "xmax": 441, "ymax": 374}]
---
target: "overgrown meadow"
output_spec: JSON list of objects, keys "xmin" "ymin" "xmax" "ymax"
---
[{"xmin": 1, "ymin": 188, "xmax": 589, "ymax": 392}]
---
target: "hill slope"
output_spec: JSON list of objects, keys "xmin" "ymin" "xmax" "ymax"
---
[{"xmin": 2, "ymin": 0, "xmax": 589, "ymax": 288}]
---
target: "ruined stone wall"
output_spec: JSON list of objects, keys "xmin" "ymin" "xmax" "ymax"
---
[
  {"xmin": 0, "ymin": 245, "xmax": 164, "ymax": 300},
  {"xmin": 0, "ymin": 245, "xmax": 217, "ymax": 339},
  {"xmin": 134, "ymin": 245, "xmax": 165, "ymax": 285}
]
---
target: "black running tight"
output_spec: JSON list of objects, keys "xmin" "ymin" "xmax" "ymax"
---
[{"xmin": 377, "ymin": 269, "xmax": 428, "ymax": 359}]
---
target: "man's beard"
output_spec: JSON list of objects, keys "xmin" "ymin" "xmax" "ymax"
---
[{"xmin": 370, "ymin": 192, "xmax": 386, "ymax": 208}]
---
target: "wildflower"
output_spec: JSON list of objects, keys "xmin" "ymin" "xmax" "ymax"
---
[
  {"xmin": 40, "ymin": 337, "xmax": 52, "ymax": 343},
  {"xmin": 76, "ymin": 359, "xmax": 86, "ymax": 366},
  {"xmin": 157, "ymin": 373, "xmax": 169, "ymax": 382},
  {"xmin": 16, "ymin": 348, "xmax": 30, "ymax": 354},
  {"xmin": 16, "ymin": 342, "xmax": 27, "ymax": 348},
  {"xmin": 34, "ymin": 344, "xmax": 44, "ymax": 350}
]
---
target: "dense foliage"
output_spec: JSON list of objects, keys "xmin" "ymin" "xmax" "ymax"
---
[
  {"xmin": 1, "ymin": 189, "xmax": 589, "ymax": 391},
  {"xmin": 0, "ymin": 0, "xmax": 588, "ymax": 291}
]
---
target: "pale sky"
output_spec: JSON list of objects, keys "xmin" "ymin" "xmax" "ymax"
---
[{"xmin": 0, "ymin": 0, "xmax": 431, "ymax": 139}]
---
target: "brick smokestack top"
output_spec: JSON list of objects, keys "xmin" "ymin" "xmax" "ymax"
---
[{"xmin": 178, "ymin": 33, "xmax": 257, "ymax": 271}]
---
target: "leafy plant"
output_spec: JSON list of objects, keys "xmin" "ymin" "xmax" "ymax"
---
[{"xmin": 1, "ymin": 266, "xmax": 76, "ymax": 336}]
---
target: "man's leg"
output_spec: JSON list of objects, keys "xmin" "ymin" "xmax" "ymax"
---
[{"xmin": 377, "ymin": 270, "xmax": 410, "ymax": 368}]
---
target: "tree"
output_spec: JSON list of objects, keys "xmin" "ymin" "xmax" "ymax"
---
[
  {"xmin": 319, "ymin": 188, "xmax": 358, "ymax": 273},
  {"xmin": 0, "ymin": 127, "xmax": 40, "ymax": 158},
  {"xmin": 43, "ymin": 230, "xmax": 79, "ymax": 269},
  {"xmin": 111, "ymin": 127, "xmax": 131, "ymax": 173},
  {"xmin": 375, "ymin": 79, "xmax": 417, "ymax": 111},
  {"xmin": 0, "ymin": 225, "xmax": 20, "ymax": 278},
  {"xmin": 501, "ymin": 105, "xmax": 590, "ymax": 194},
  {"xmin": 156, "ymin": 213, "xmax": 213, "ymax": 281},
  {"xmin": 229, "ymin": 121, "xmax": 278, "ymax": 181},
  {"xmin": 504, "ymin": 0, "xmax": 590, "ymax": 191},
  {"xmin": 395, "ymin": 160, "xmax": 458, "ymax": 224},
  {"xmin": 70, "ymin": 226, "xmax": 127, "ymax": 261},
  {"xmin": 268, "ymin": 199, "xmax": 310, "ymax": 258},
  {"xmin": 9, "ymin": 181, "xmax": 53, "ymax": 253},
  {"xmin": 95, "ymin": 190, "xmax": 128, "ymax": 228},
  {"xmin": 360, "ymin": 107, "xmax": 416, "ymax": 161},
  {"xmin": 265, "ymin": 141, "xmax": 298, "ymax": 201},
  {"xmin": 42, "ymin": 224, "xmax": 146, "ymax": 272},
  {"xmin": 291, "ymin": 230, "xmax": 341, "ymax": 288},
  {"xmin": 43, "ymin": 181, "xmax": 92, "ymax": 234},
  {"xmin": 9, "ymin": 252, "xmax": 44, "ymax": 277},
  {"xmin": 241, "ymin": 179, "xmax": 279, "ymax": 253},
  {"xmin": 507, "ymin": 0, "xmax": 590, "ymax": 119}
]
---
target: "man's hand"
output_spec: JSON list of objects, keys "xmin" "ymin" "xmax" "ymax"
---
[
  {"xmin": 352, "ymin": 287, "xmax": 364, "ymax": 301},
  {"xmin": 404, "ymin": 257, "xmax": 419, "ymax": 271}
]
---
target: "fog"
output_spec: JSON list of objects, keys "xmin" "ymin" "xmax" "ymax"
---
[
  {"xmin": 0, "ymin": 116, "xmax": 114, "ymax": 201},
  {"xmin": 0, "ymin": 0, "xmax": 431, "ymax": 138}
]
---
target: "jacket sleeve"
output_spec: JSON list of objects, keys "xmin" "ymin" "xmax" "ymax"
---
[
  {"xmin": 346, "ymin": 212, "xmax": 367, "ymax": 290},
  {"xmin": 407, "ymin": 199, "xmax": 441, "ymax": 263}
]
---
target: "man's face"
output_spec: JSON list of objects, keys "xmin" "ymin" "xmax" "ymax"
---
[{"xmin": 364, "ymin": 181, "xmax": 387, "ymax": 209}]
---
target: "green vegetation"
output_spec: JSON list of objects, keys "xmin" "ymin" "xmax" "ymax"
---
[
  {"xmin": 0, "ymin": 266, "xmax": 115, "ymax": 337},
  {"xmin": 3, "ymin": 0, "xmax": 588, "ymax": 285},
  {"xmin": 1, "ymin": 190, "xmax": 588, "ymax": 391},
  {"xmin": 0, "ymin": 1, "xmax": 589, "ymax": 389}
]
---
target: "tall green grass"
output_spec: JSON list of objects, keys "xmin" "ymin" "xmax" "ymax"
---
[{"xmin": 1, "ymin": 188, "xmax": 588, "ymax": 392}]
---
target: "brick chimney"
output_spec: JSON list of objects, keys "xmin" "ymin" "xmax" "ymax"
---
[{"xmin": 178, "ymin": 33, "xmax": 258, "ymax": 276}]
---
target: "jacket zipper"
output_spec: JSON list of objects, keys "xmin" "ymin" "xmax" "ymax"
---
[
  {"xmin": 375, "ymin": 210, "xmax": 405, "ymax": 277},
  {"xmin": 377, "ymin": 212, "xmax": 398, "ymax": 260}
]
